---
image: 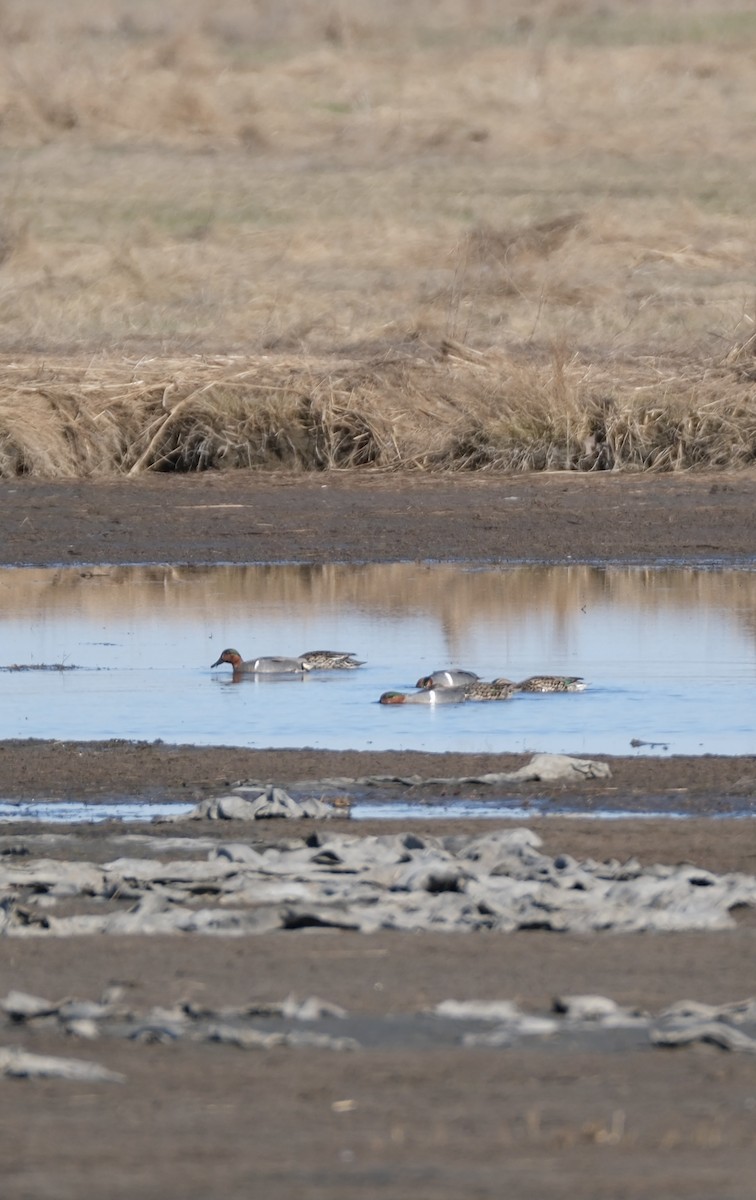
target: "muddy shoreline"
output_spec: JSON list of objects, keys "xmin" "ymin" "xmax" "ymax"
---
[
  {"xmin": 1, "ymin": 739, "xmax": 756, "ymax": 818},
  {"xmin": 3, "ymin": 470, "xmax": 756, "ymax": 567}
]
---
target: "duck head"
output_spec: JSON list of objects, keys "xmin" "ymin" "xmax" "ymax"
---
[{"xmin": 211, "ymin": 648, "xmax": 242, "ymax": 669}]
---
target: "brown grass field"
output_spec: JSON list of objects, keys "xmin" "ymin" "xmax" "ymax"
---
[{"xmin": 2, "ymin": 0, "xmax": 756, "ymax": 475}]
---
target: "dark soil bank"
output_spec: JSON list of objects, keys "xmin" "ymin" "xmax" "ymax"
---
[{"xmin": 2, "ymin": 470, "xmax": 756, "ymax": 566}]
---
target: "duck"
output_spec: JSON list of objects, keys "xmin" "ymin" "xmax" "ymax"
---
[
  {"xmin": 416, "ymin": 669, "xmax": 480, "ymax": 689},
  {"xmin": 211, "ymin": 649, "xmax": 309, "ymax": 675},
  {"xmin": 500, "ymin": 675, "xmax": 586, "ymax": 693},
  {"xmin": 463, "ymin": 680, "xmax": 516, "ymax": 701},
  {"xmin": 379, "ymin": 688, "xmax": 467, "ymax": 705},
  {"xmin": 299, "ymin": 650, "xmax": 364, "ymax": 670}
]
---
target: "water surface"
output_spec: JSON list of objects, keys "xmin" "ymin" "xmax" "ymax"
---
[{"xmin": 0, "ymin": 563, "xmax": 754, "ymax": 756}]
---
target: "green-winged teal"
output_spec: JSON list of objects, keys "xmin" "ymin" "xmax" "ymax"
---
[
  {"xmin": 212, "ymin": 649, "xmax": 308, "ymax": 675},
  {"xmin": 212, "ymin": 648, "xmax": 364, "ymax": 675},
  {"xmin": 416, "ymin": 669, "xmax": 479, "ymax": 689},
  {"xmin": 501, "ymin": 675, "xmax": 586, "ymax": 693},
  {"xmin": 464, "ymin": 680, "xmax": 516, "ymax": 701},
  {"xmin": 299, "ymin": 650, "xmax": 364, "ymax": 669},
  {"xmin": 379, "ymin": 688, "xmax": 467, "ymax": 705}
]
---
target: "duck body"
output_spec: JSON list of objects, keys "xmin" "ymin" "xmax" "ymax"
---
[
  {"xmin": 379, "ymin": 688, "xmax": 467, "ymax": 705},
  {"xmin": 211, "ymin": 649, "xmax": 308, "ymax": 675},
  {"xmin": 463, "ymin": 680, "xmax": 516, "ymax": 701},
  {"xmin": 299, "ymin": 650, "xmax": 364, "ymax": 670},
  {"xmin": 507, "ymin": 675, "xmax": 586, "ymax": 693},
  {"xmin": 416, "ymin": 669, "xmax": 479, "ymax": 689}
]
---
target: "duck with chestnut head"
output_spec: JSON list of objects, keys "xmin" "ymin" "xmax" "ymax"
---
[
  {"xmin": 211, "ymin": 649, "xmax": 308, "ymax": 676},
  {"xmin": 212, "ymin": 647, "xmax": 364, "ymax": 676}
]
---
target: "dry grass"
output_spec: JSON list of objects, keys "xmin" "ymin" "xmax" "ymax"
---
[
  {"xmin": 1, "ymin": 346, "xmax": 754, "ymax": 475},
  {"xmin": 2, "ymin": 0, "xmax": 756, "ymax": 476}
]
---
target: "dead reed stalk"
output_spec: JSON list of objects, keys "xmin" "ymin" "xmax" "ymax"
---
[{"xmin": 1, "ymin": 348, "xmax": 755, "ymax": 478}]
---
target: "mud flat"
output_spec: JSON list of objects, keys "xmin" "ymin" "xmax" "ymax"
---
[{"xmin": 1, "ymin": 810, "xmax": 756, "ymax": 1200}]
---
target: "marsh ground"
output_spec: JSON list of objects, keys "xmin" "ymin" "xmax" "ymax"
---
[{"xmin": 3, "ymin": 3, "xmax": 756, "ymax": 1196}]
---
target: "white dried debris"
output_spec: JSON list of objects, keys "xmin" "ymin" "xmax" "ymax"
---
[
  {"xmin": 0, "ymin": 826, "xmax": 754, "ymax": 938},
  {"xmin": 0, "ymin": 1046, "xmax": 124, "ymax": 1082},
  {"xmin": 3, "ymin": 989, "xmax": 756, "ymax": 1057}
]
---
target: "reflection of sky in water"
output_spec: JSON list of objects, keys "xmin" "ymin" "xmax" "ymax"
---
[{"xmin": 0, "ymin": 564, "xmax": 754, "ymax": 756}]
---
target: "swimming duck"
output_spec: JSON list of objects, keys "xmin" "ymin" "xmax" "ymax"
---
[
  {"xmin": 464, "ymin": 680, "xmax": 516, "ymax": 701},
  {"xmin": 416, "ymin": 669, "xmax": 479, "ymax": 689},
  {"xmin": 211, "ymin": 649, "xmax": 309, "ymax": 675},
  {"xmin": 379, "ymin": 688, "xmax": 467, "ymax": 705},
  {"xmin": 501, "ymin": 675, "xmax": 586, "ymax": 693},
  {"xmin": 299, "ymin": 650, "xmax": 364, "ymax": 670}
]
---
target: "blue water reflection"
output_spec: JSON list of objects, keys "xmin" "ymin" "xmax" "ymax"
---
[{"xmin": 0, "ymin": 564, "xmax": 754, "ymax": 756}]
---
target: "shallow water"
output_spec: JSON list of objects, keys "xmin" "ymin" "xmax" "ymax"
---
[
  {"xmin": 0, "ymin": 798, "xmax": 743, "ymax": 825},
  {"xmin": 0, "ymin": 563, "xmax": 755, "ymax": 757},
  {"xmin": 0, "ymin": 800, "xmax": 195, "ymax": 824}
]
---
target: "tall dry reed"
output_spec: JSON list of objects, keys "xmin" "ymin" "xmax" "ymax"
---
[{"xmin": 1, "ymin": 347, "xmax": 755, "ymax": 476}]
